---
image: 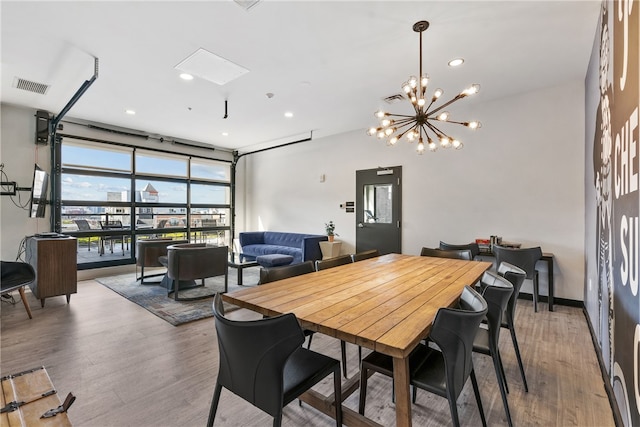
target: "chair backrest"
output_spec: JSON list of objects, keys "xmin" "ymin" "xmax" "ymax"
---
[
  {"xmin": 1, "ymin": 261, "xmax": 36, "ymax": 291},
  {"xmin": 420, "ymin": 247, "xmax": 473, "ymax": 260},
  {"xmin": 212, "ymin": 293, "xmax": 305, "ymax": 417},
  {"xmin": 497, "ymin": 262, "xmax": 527, "ymax": 321},
  {"xmin": 351, "ymin": 249, "xmax": 380, "ymax": 262},
  {"xmin": 492, "ymin": 246, "xmax": 542, "ymax": 280},
  {"xmin": 259, "ymin": 260, "xmax": 315, "ymax": 284},
  {"xmin": 439, "ymin": 241, "xmax": 480, "ymax": 259},
  {"xmin": 74, "ymin": 219, "xmax": 91, "ymax": 231},
  {"xmin": 479, "ymin": 271, "xmax": 513, "ymax": 350},
  {"xmin": 429, "ymin": 286, "xmax": 488, "ymax": 399},
  {"xmin": 167, "ymin": 244, "xmax": 228, "ymax": 281},
  {"xmin": 315, "ymin": 254, "xmax": 353, "ymax": 271}
]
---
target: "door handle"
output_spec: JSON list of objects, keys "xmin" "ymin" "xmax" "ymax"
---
[{"xmin": 358, "ymin": 223, "xmax": 364, "ymax": 228}]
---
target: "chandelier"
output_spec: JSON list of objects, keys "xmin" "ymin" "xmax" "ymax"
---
[{"xmin": 367, "ymin": 20, "xmax": 481, "ymax": 154}]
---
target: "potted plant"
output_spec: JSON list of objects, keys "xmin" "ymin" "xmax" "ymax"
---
[{"xmin": 325, "ymin": 221, "xmax": 338, "ymax": 242}]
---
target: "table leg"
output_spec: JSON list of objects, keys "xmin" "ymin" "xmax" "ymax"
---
[
  {"xmin": 237, "ymin": 265, "xmax": 244, "ymax": 286},
  {"xmin": 545, "ymin": 255, "xmax": 554, "ymax": 311},
  {"xmin": 392, "ymin": 356, "xmax": 411, "ymax": 427}
]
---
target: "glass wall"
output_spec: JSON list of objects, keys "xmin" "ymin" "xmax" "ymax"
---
[{"xmin": 58, "ymin": 139, "xmax": 231, "ymax": 268}]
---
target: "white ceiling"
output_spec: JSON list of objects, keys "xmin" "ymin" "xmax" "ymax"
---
[{"xmin": 1, "ymin": 1, "xmax": 600, "ymax": 153}]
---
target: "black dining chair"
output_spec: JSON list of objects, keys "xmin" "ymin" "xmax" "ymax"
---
[
  {"xmin": 359, "ymin": 286, "xmax": 488, "ymax": 427},
  {"xmin": 420, "ymin": 247, "xmax": 473, "ymax": 260},
  {"xmin": 351, "ymin": 249, "xmax": 380, "ymax": 262},
  {"xmin": 208, "ymin": 293, "xmax": 342, "ymax": 427},
  {"xmin": 315, "ymin": 254, "xmax": 353, "ymax": 271},
  {"xmin": 99, "ymin": 220, "xmax": 127, "ymax": 256},
  {"xmin": 493, "ymin": 245, "xmax": 543, "ymax": 312},
  {"xmin": 497, "ymin": 261, "xmax": 529, "ymax": 392},
  {"xmin": 439, "ymin": 241, "xmax": 480, "ymax": 259},
  {"xmin": 473, "ymin": 271, "xmax": 515, "ymax": 427}
]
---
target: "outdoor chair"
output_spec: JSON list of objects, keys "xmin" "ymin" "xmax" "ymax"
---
[
  {"xmin": 351, "ymin": 249, "xmax": 380, "ymax": 262},
  {"xmin": 497, "ymin": 261, "xmax": 529, "ymax": 391},
  {"xmin": 420, "ymin": 247, "xmax": 473, "ymax": 260},
  {"xmin": 358, "ymin": 285, "xmax": 488, "ymax": 427},
  {"xmin": 74, "ymin": 219, "xmax": 95, "ymax": 251},
  {"xmin": 473, "ymin": 271, "xmax": 515, "ymax": 427},
  {"xmin": 493, "ymin": 245, "xmax": 543, "ymax": 312},
  {"xmin": 439, "ymin": 241, "xmax": 480, "ymax": 259},
  {"xmin": 166, "ymin": 243, "xmax": 228, "ymax": 301},
  {"xmin": 208, "ymin": 293, "xmax": 342, "ymax": 427},
  {"xmin": 99, "ymin": 220, "xmax": 128, "ymax": 256},
  {"xmin": 1, "ymin": 261, "xmax": 35, "ymax": 319}
]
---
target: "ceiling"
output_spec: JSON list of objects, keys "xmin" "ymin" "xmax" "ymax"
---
[{"xmin": 1, "ymin": 1, "xmax": 600, "ymax": 153}]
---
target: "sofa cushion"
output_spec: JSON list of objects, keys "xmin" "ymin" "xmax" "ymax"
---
[{"xmin": 242, "ymin": 244, "xmax": 304, "ymax": 264}]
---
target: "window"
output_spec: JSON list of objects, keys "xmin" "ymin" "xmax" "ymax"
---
[{"xmin": 57, "ymin": 138, "xmax": 231, "ymax": 269}]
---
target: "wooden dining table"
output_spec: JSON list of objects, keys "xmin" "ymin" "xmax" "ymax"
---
[{"xmin": 222, "ymin": 253, "xmax": 492, "ymax": 427}]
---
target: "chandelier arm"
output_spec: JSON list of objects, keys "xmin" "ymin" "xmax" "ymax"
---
[
  {"xmin": 425, "ymin": 121, "xmax": 450, "ymax": 138},
  {"xmin": 427, "ymin": 95, "xmax": 464, "ymax": 117},
  {"xmin": 385, "ymin": 113, "xmax": 418, "ymax": 119}
]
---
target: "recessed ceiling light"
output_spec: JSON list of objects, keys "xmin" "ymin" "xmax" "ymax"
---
[
  {"xmin": 125, "ymin": 109, "xmax": 136, "ymax": 115},
  {"xmin": 284, "ymin": 112, "xmax": 293, "ymax": 118},
  {"xmin": 180, "ymin": 73, "xmax": 194, "ymax": 80},
  {"xmin": 448, "ymin": 58, "xmax": 464, "ymax": 67},
  {"xmin": 222, "ymin": 132, "xmax": 229, "ymax": 136}
]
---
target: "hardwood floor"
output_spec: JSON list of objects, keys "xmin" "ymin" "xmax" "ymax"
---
[{"xmin": 1, "ymin": 280, "xmax": 614, "ymax": 426}]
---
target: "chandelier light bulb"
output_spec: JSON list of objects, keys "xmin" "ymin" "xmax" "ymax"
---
[
  {"xmin": 462, "ymin": 84, "xmax": 480, "ymax": 96},
  {"xmin": 367, "ymin": 20, "xmax": 480, "ymax": 155},
  {"xmin": 467, "ymin": 121, "xmax": 481, "ymax": 129}
]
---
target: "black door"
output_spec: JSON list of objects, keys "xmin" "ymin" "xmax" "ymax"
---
[{"xmin": 355, "ymin": 166, "xmax": 402, "ymax": 254}]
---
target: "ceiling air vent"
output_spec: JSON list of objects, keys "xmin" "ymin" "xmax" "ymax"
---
[
  {"xmin": 382, "ymin": 94, "xmax": 405, "ymax": 104},
  {"xmin": 13, "ymin": 77, "xmax": 49, "ymax": 95},
  {"xmin": 233, "ymin": 0, "xmax": 261, "ymax": 11}
]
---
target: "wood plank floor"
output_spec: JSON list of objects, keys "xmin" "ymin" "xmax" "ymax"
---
[{"xmin": 1, "ymin": 280, "xmax": 614, "ymax": 427}]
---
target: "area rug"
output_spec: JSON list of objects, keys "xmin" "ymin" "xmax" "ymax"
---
[{"xmin": 96, "ymin": 267, "xmax": 259, "ymax": 326}]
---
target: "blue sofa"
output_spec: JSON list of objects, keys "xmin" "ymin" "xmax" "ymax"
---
[{"xmin": 239, "ymin": 231, "xmax": 327, "ymax": 264}]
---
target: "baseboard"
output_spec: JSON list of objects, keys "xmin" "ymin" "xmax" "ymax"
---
[
  {"xmin": 582, "ymin": 307, "xmax": 624, "ymax": 427},
  {"xmin": 516, "ymin": 293, "xmax": 583, "ymax": 308}
]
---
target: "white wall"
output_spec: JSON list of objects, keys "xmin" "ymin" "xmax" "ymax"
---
[
  {"xmin": 238, "ymin": 80, "xmax": 586, "ymax": 301},
  {"xmin": 0, "ymin": 104, "xmax": 51, "ymax": 261}
]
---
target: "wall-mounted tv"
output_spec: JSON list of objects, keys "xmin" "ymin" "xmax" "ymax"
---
[{"xmin": 29, "ymin": 164, "xmax": 49, "ymax": 218}]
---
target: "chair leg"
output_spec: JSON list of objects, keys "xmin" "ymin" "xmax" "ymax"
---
[
  {"xmin": 340, "ymin": 341, "xmax": 347, "ymax": 378},
  {"xmin": 207, "ymin": 383, "xmax": 223, "ymax": 427},
  {"xmin": 272, "ymin": 412, "xmax": 282, "ymax": 427},
  {"xmin": 509, "ymin": 324, "xmax": 529, "ymax": 392},
  {"xmin": 446, "ymin": 389, "xmax": 461, "ymax": 427},
  {"xmin": 358, "ymin": 365, "xmax": 368, "ymax": 415},
  {"xmin": 18, "ymin": 287, "xmax": 32, "ymax": 319},
  {"xmin": 499, "ymin": 351, "xmax": 510, "ymax": 394},
  {"xmin": 492, "ymin": 350, "xmax": 513, "ymax": 427},
  {"xmin": 470, "ymin": 368, "xmax": 487, "ymax": 427},
  {"xmin": 533, "ymin": 274, "xmax": 539, "ymax": 312},
  {"xmin": 333, "ymin": 365, "xmax": 342, "ymax": 427},
  {"xmin": 306, "ymin": 333, "xmax": 313, "ymax": 349}
]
